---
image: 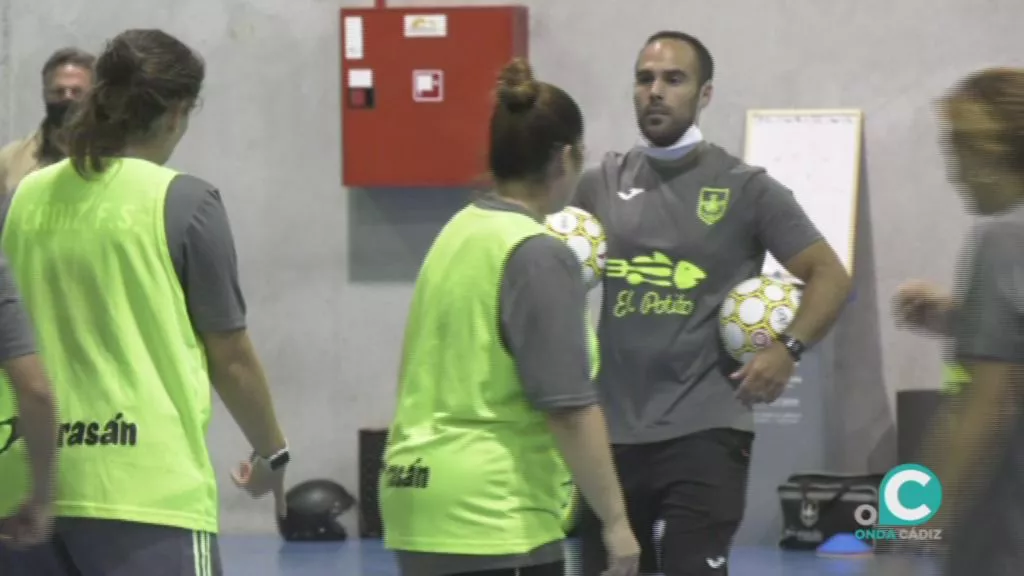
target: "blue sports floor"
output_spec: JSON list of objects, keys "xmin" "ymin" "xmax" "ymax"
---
[{"xmin": 219, "ymin": 537, "xmax": 938, "ymax": 576}]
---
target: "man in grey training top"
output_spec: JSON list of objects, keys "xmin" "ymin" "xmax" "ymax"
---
[{"xmin": 572, "ymin": 31, "xmax": 852, "ymax": 576}]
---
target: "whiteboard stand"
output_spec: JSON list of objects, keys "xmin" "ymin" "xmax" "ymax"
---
[
  {"xmin": 733, "ymin": 109, "xmax": 865, "ymax": 547},
  {"xmin": 746, "ymin": 109, "xmax": 864, "ymax": 278}
]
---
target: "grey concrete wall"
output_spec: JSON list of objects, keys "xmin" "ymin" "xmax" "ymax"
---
[{"xmin": 3, "ymin": 0, "xmax": 1024, "ymax": 536}]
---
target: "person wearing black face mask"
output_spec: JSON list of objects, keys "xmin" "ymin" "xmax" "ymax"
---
[
  {"xmin": 37, "ymin": 99, "xmax": 79, "ymax": 164},
  {"xmin": 0, "ymin": 47, "xmax": 95, "ymax": 196}
]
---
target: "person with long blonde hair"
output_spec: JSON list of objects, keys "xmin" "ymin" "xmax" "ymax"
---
[{"xmin": 895, "ymin": 67, "xmax": 1024, "ymax": 575}]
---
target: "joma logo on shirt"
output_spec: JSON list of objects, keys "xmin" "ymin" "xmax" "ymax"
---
[
  {"xmin": 59, "ymin": 413, "xmax": 138, "ymax": 447},
  {"xmin": 606, "ymin": 252, "xmax": 707, "ymax": 318},
  {"xmin": 384, "ymin": 458, "xmax": 432, "ymax": 489}
]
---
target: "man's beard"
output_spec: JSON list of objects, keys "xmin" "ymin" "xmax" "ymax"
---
[
  {"xmin": 642, "ymin": 120, "xmax": 693, "ymax": 147},
  {"xmin": 639, "ymin": 101, "xmax": 701, "ymax": 147},
  {"xmin": 37, "ymin": 100, "xmax": 73, "ymax": 165}
]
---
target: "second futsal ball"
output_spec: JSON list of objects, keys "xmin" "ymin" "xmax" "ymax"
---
[{"xmin": 719, "ymin": 275, "xmax": 803, "ymax": 364}]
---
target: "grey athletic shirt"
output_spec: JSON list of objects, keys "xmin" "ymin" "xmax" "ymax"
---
[
  {"xmin": 946, "ymin": 202, "xmax": 1024, "ymax": 576},
  {"xmin": 0, "ymin": 255, "xmax": 36, "ymax": 363},
  {"xmin": 0, "ymin": 172, "xmax": 247, "ymax": 334},
  {"xmin": 396, "ymin": 195, "xmax": 597, "ymax": 576},
  {"xmin": 572, "ymin": 142, "xmax": 822, "ymax": 444},
  {"xmin": 954, "ymin": 205, "xmax": 1024, "ymax": 363}
]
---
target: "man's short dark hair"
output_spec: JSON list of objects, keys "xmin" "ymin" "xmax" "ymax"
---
[
  {"xmin": 642, "ymin": 31, "xmax": 714, "ymax": 85},
  {"xmin": 41, "ymin": 47, "xmax": 96, "ymax": 84}
]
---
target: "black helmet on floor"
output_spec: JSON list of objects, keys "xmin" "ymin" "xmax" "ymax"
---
[{"xmin": 276, "ymin": 479, "xmax": 357, "ymax": 542}]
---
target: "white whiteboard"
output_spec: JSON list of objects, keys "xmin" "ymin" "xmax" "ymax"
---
[{"xmin": 743, "ymin": 109, "xmax": 863, "ymax": 279}]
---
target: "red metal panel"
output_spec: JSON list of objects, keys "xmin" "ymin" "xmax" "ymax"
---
[{"xmin": 340, "ymin": 6, "xmax": 529, "ymax": 188}]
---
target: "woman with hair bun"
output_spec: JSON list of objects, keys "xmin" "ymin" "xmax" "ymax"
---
[{"xmin": 380, "ymin": 58, "xmax": 640, "ymax": 576}]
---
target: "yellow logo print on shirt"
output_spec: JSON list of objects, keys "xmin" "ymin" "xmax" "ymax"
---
[
  {"xmin": 697, "ymin": 187, "xmax": 730, "ymax": 226},
  {"xmin": 605, "ymin": 252, "xmax": 706, "ymax": 317}
]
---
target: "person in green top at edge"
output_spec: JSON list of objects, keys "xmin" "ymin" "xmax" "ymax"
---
[
  {"xmin": 379, "ymin": 58, "xmax": 641, "ymax": 576},
  {"xmin": 0, "ymin": 29, "xmax": 291, "ymax": 576},
  {"xmin": 0, "ymin": 255, "xmax": 59, "ymax": 550}
]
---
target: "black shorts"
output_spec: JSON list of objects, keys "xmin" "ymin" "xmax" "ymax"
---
[
  {"xmin": 0, "ymin": 518, "xmax": 222, "ymax": 576},
  {"xmin": 447, "ymin": 561, "xmax": 563, "ymax": 576},
  {"xmin": 578, "ymin": 428, "xmax": 754, "ymax": 576}
]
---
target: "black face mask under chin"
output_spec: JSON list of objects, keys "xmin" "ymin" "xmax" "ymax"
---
[
  {"xmin": 44, "ymin": 100, "xmax": 73, "ymax": 128},
  {"xmin": 38, "ymin": 100, "xmax": 74, "ymax": 164}
]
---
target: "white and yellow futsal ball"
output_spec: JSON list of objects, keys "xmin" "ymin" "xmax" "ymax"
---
[
  {"xmin": 544, "ymin": 206, "xmax": 607, "ymax": 289},
  {"xmin": 719, "ymin": 275, "xmax": 802, "ymax": 364}
]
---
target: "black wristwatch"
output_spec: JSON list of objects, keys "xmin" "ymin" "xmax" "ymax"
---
[
  {"xmin": 778, "ymin": 334, "xmax": 806, "ymax": 362},
  {"xmin": 252, "ymin": 446, "xmax": 291, "ymax": 471}
]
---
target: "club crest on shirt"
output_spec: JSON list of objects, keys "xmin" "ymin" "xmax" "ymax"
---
[{"xmin": 697, "ymin": 187, "xmax": 730, "ymax": 225}]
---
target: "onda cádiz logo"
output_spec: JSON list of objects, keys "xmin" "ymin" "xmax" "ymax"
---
[{"xmin": 854, "ymin": 464, "xmax": 944, "ymax": 542}]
